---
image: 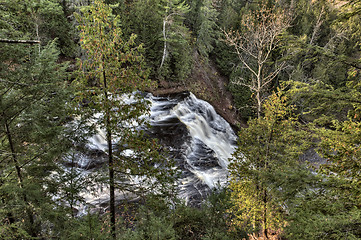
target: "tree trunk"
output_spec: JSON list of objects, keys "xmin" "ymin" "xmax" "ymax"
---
[
  {"xmin": 261, "ymin": 125, "xmax": 274, "ymax": 239},
  {"xmin": 35, "ymin": 22, "xmax": 41, "ymax": 53},
  {"xmin": 256, "ymin": 65, "xmax": 262, "ymax": 119},
  {"xmin": 4, "ymin": 119, "xmax": 37, "ymax": 238},
  {"xmin": 263, "ymin": 189, "xmax": 268, "ymax": 239},
  {"xmin": 256, "ymin": 90, "xmax": 261, "ymax": 119},
  {"xmin": 160, "ymin": 18, "xmax": 168, "ymax": 69},
  {"xmin": 103, "ymin": 69, "xmax": 116, "ymax": 240}
]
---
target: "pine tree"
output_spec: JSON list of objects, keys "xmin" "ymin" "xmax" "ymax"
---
[
  {"xmin": 196, "ymin": 0, "xmax": 218, "ymax": 59},
  {"xmin": 0, "ymin": 40, "xmax": 72, "ymax": 238},
  {"xmin": 127, "ymin": 0, "xmax": 164, "ymax": 78},
  {"xmin": 278, "ymin": 2, "xmax": 361, "ymax": 237},
  {"xmin": 74, "ymin": 1, "xmax": 175, "ymax": 238}
]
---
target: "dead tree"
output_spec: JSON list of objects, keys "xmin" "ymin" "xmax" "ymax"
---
[{"xmin": 224, "ymin": 3, "xmax": 292, "ymax": 118}]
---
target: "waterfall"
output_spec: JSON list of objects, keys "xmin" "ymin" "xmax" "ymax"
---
[
  {"xmin": 67, "ymin": 92, "xmax": 237, "ymax": 213},
  {"xmin": 148, "ymin": 92, "xmax": 237, "ymax": 204}
]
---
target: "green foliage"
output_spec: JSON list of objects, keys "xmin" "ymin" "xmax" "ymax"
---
[
  {"xmin": 132, "ymin": 190, "xmax": 235, "ymax": 239},
  {"xmin": 170, "ymin": 190, "xmax": 235, "ymax": 240},
  {"xmin": 39, "ymin": 0, "xmax": 77, "ymax": 57},
  {"xmin": 283, "ymin": 168, "xmax": 361, "ymax": 239},
  {"xmin": 281, "ymin": 7, "xmax": 361, "ymax": 232},
  {"xmin": 188, "ymin": 0, "xmax": 219, "ymax": 59},
  {"xmin": 2, "ymin": 0, "xmax": 361, "ymax": 239},
  {"xmin": 172, "ymin": 204, "xmax": 208, "ymax": 239},
  {"xmin": 158, "ymin": 0, "xmax": 193, "ymax": 82},
  {"xmin": 284, "ymin": 0, "xmax": 351, "ymax": 90},
  {"xmin": 0, "ymin": 0, "xmax": 76, "ymax": 56},
  {"xmin": 119, "ymin": 209, "xmax": 177, "ymax": 240},
  {"xmin": 285, "ymin": 80, "xmax": 354, "ymax": 125},
  {"xmin": 282, "ymin": 0, "xmax": 359, "ymax": 124},
  {"xmin": 55, "ymin": 191, "xmax": 235, "ymax": 240},
  {"xmin": 229, "ymin": 91, "xmax": 309, "ymax": 236},
  {"xmin": 201, "ymin": 189, "xmax": 235, "ymax": 240},
  {"xmin": 211, "ymin": 0, "xmax": 244, "ymax": 77},
  {"xmin": 216, "ymin": 0, "xmax": 243, "ymax": 30},
  {"xmin": 228, "ymin": 68, "xmax": 255, "ymax": 119},
  {"xmin": 0, "ymin": 40, "xmax": 73, "ymax": 237},
  {"xmin": 212, "ymin": 41, "xmax": 237, "ymax": 77},
  {"xmin": 184, "ymin": 0, "xmax": 201, "ymax": 32},
  {"xmin": 289, "ymin": 0, "xmax": 334, "ymax": 41},
  {"xmin": 126, "ymin": 0, "xmax": 164, "ymax": 78},
  {"xmin": 316, "ymin": 118, "xmax": 361, "ymax": 205},
  {"xmin": 74, "ymin": 0, "xmax": 174, "ymax": 193},
  {"xmin": 74, "ymin": 1, "xmax": 176, "ymax": 237},
  {"xmin": 58, "ymin": 213, "xmax": 110, "ymax": 240},
  {"xmin": 224, "ymin": 1, "xmax": 292, "ymax": 118},
  {"xmin": 107, "ymin": 0, "xmax": 194, "ymax": 81}
]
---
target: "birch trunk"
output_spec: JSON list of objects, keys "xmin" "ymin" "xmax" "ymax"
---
[{"xmin": 160, "ymin": 19, "xmax": 168, "ymax": 69}]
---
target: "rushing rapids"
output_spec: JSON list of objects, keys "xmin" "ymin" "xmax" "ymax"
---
[
  {"xmin": 66, "ymin": 92, "xmax": 237, "ymax": 213},
  {"xmin": 148, "ymin": 92, "xmax": 237, "ymax": 204}
]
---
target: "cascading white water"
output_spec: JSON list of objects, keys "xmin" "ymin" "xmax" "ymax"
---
[
  {"xmin": 68, "ymin": 92, "xmax": 237, "ymax": 211},
  {"xmin": 148, "ymin": 92, "xmax": 237, "ymax": 204},
  {"xmin": 173, "ymin": 94, "xmax": 236, "ymax": 166}
]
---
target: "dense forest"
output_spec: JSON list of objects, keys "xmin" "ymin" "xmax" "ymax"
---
[{"xmin": 1, "ymin": 0, "xmax": 361, "ymax": 239}]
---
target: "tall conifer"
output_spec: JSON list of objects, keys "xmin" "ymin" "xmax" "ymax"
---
[
  {"xmin": 74, "ymin": 1, "xmax": 175, "ymax": 238},
  {"xmin": 0, "ymin": 40, "xmax": 72, "ymax": 238}
]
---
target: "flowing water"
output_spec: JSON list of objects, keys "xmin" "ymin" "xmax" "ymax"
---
[
  {"xmin": 148, "ymin": 92, "xmax": 237, "ymax": 204},
  {"xmin": 66, "ymin": 92, "xmax": 237, "ymax": 213}
]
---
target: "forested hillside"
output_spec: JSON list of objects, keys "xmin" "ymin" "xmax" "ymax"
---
[{"xmin": 1, "ymin": 0, "xmax": 361, "ymax": 239}]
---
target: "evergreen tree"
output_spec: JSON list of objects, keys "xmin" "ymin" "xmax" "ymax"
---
[
  {"xmin": 196, "ymin": 0, "xmax": 218, "ymax": 59},
  {"xmin": 158, "ymin": 0, "xmax": 193, "ymax": 81},
  {"xmin": 128, "ymin": 0, "xmax": 164, "ymax": 78},
  {"xmin": 184, "ymin": 0, "xmax": 218, "ymax": 60},
  {"xmin": 216, "ymin": 0, "xmax": 243, "ymax": 30},
  {"xmin": 278, "ymin": 2, "xmax": 361, "ymax": 237},
  {"xmin": 0, "ymin": 40, "xmax": 72, "ymax": 238},
  {"xmin": 229, "ymin": 91, "xmax": 309, "ymax": 238},
  {"xmin": 0, "ymin": 0, "xmax": 76, "ymax": 56},
  {"xmin": 74, "ymin": 1, "xmax": 175, "ymax": 238}
]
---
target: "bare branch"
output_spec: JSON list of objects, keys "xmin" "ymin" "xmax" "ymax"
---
[
  {"xmin": 0, "ymin": 39, "xmax": 40, "ymax": 44},
  {"xmin": 309, "ymin": 7, "xmax": 324, "ymax": 45},
  {"xmin": 0, "ymin": 78, "xmax": 31, "ymax": 86},
  {"xmin": 223, "ymin": 2, "xmax": 292, "ymax": 117}
]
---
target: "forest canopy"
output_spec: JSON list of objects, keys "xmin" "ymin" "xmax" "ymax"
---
[{"xmin": 1, "ymin": 0, "xmax": 361, "ymax": 239}]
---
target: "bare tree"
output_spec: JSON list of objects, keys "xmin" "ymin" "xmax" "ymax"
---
[{"xmin": 224, "ymin": 3, "xmax": 292, "ymax": 118}]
